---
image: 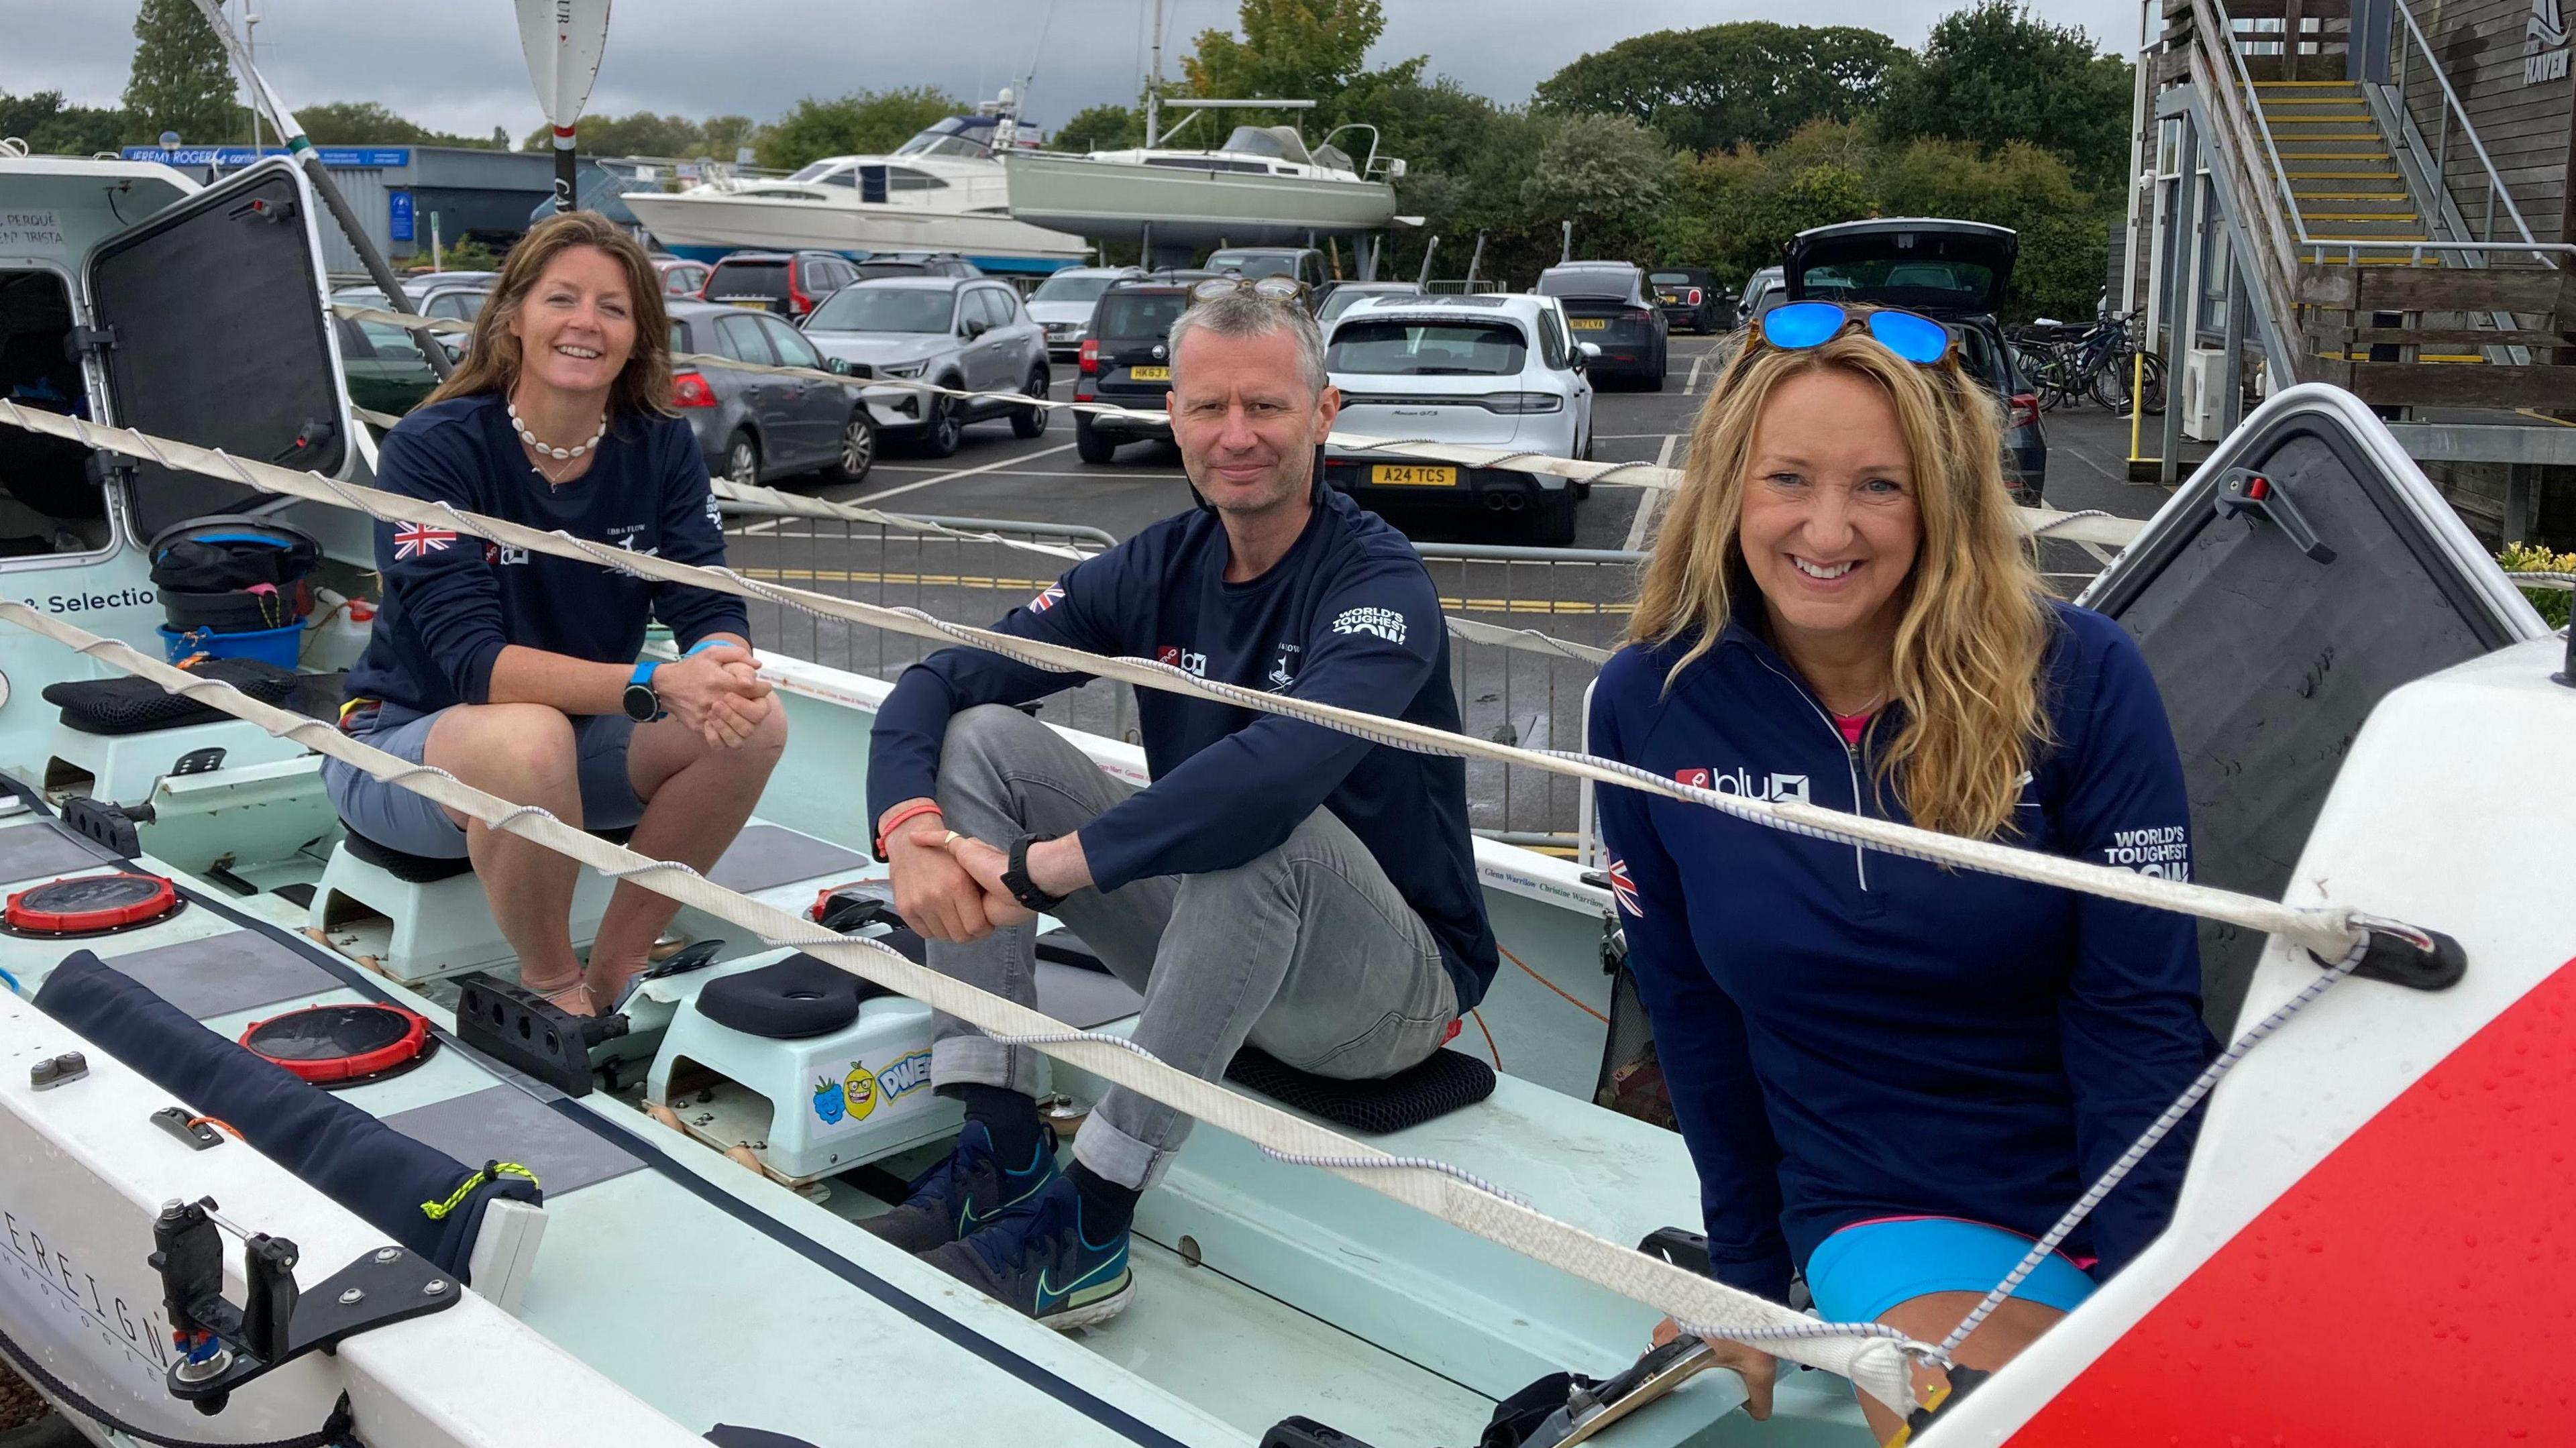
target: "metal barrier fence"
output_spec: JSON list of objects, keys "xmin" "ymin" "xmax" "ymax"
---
[
  {"xmin": 720, "ymin": 505, "xmax": 1142, "ymax": 743},
  {"xmin": 722, "ymin": 503, "xmax": 1633, "ymax": 846},
  {"xmin": 1417, "ymin": 543, "xmax": 1640, "ymax": 850}
]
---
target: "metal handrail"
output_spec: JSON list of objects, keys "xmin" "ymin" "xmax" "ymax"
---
[{"xmin": 2390, "ymin": 0, "xmax": 2543, "ymax": 252}]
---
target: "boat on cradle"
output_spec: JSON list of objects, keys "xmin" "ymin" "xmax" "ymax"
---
[
  {"xmin": 2, "ymin": 150, "xmax": 2574, "ymax": 1448},
  {"xmin": 1002, "ymin": 124, "xmax": 1401, "ymax": 251},
  {"xmin": 621, "ymin": 109, "xmax": 1089, "ymax": 276}
]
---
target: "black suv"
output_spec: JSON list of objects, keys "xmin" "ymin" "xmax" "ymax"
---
[
  {"xmin": 1784, "ymin": 219, "xmax": 2045, "ymax": 503},
  {"xmin": 1649, "ymin": 266, "xmax": 1726, "ymax": 333},
  {"xmin": 702, "ymin": 250, "xmax": 862, "ymax": 321},
  {"xmin": 1072, "ymin": 274, "xmax": 1212, "ymax": 464},
  {"xmin": 1534, "ymin": 262, "xmax": 1668, "ymax": 390},
  {"xmin": 852, "ymin": 252, "xmax": 985, "ymax": 281}
]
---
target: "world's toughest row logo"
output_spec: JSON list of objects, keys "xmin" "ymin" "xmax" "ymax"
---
[{"xmin": 1332, "ymin": 606, "xmax": 1407, "ymax": 645}]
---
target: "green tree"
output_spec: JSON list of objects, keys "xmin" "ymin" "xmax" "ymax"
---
[
  {"xmin": 1519, "ymin": 113, "xmax": 1671, "ymax": 247},
  {"xmin": 299, "ymin": 101, "xmax": 495, "ymax": 148},
  {"xmin": 1876, "ymin": 1, "xmax": 2133, "ymax": 188},
  {"xmin": 121, "ymin": 0, "xmax": 246, "ymax": 144},
  {"xmin": 1180, "ymin": 0, "xmax": 1405, "ymax": 111},
  {"xmin": 521, "ymin": 110, "xmax": 759, "ymax": 158},
  {"xmin": 753, "ymin": 87, "xmax": 961, "ymax": 171},
  {"xmin": 1534, "ymin": 24, "xmax": 1904, "ymax": 156},
  {"xmin": 1051, "ymin": 103, "xmax": 1142, "ymax": 152},
  {"xmin": 0, "ymin": 90, "xmax": 127, "ymax": 157}
]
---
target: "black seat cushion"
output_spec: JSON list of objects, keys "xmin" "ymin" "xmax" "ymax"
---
[
  {"xmin": 44, "ymin": 659, "xmax": 299, "ymax": 736},
  {"xmin": 341, "ymin": 825, "xmax": 475, "ymax": 883},
  {"xmin": 340, "ymin": 821, "xmax": 637, "ymax": 886},
  {"xmin": 697, "ymin": 953, "xmax": 891, "ymax": 1040},
  {"xmin": 1225, "ymin": 1044, "xmax": 1497, "ymax": 1135}
]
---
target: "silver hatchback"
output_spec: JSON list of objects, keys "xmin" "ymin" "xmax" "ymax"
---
[{"xmin": 800, "ymin": 277, "xmax": 1052, "ymax": 457}]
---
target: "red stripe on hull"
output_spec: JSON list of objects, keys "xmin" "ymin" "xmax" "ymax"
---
[{"xmin": 2008, "ymin": 956, "xmax": 2576, "ymax": 1442}]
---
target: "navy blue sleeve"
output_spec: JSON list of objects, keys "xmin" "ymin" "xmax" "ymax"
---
[
  {"xmin": 1075, "ymin": 554, "xmax": 1439, "ymax": 892},
  {"xmin": 863, "ymin": 552, "xmax": 1124, "ymax": 828},
  {"xmin": 2047, "ymin": 615, "xmax": 2213, "ymax": 1278},
  {"xmin": 649, "ymin": 425, "xmax": 752, "ymax": 649},
  {"xmin": 374, "ymin": 421, "xmax": 508, "ymax": 705},
  {"xmin": 1589, "ymin": 658, "xmax": 1792, "ymax": 1302}
]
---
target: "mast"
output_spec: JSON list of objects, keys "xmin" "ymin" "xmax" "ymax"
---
[{"xmin": 1145, "ymin": 0, "xmax": 1163, "ymax": 147}]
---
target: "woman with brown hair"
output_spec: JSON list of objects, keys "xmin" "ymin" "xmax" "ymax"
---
[
  {"xmin": 1589, "ymin": 302, "xmax": 2210, "ymax": 1436},
  {"xmin": 327, "ymin": 211, "xmax": 785, "ymax": 1014}
]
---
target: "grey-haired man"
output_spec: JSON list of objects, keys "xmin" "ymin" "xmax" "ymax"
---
[{"xmin": 860, "ymin": 293, "xmax": 1499, "ymax": 1327}]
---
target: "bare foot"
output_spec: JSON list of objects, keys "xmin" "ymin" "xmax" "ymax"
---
[{"xmin": 524, "ymin": 972, "xmax": 597, "ymax": 1017}]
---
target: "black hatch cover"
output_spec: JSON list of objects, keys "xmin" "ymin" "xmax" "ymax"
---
[
  {"xmin": 85, "ymin": 158, "xmax": 357, "ymax": 540},
  {"xmin": 2080, "ymin": 385, "xmax": 2547, "ymax": 1032}
]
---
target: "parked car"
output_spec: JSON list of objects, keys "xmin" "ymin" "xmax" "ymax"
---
[
  {"xmin": 851, "ymin": 252, "xmax": 985, "ymax": 281},
  {"xmin": 1784, "ymin": 217, "xmax": 2045, "ymax": 502},
  {"xmin": 331, "ymin": 274, "xmax": 498, "ymax": 362},
  {"xmin": 1319, "ymin": 293, "xmax": 1595, "ymax": 546},
  {"xmin": 667, "ymin": 299, "xmax": 875, "ymax": 488},
  {"xmin": 651, "ymin": 256, "xmax": 711, "ymax": 297},
  {"xmin": 1072, "ymin": 276, "xmax": 1208, "ymax": 463},
  {"xmin": 702, "ymin": 250, "xmax": 865, "ymax": 320},
  {"xmin": 1024, "ymin": 265, "xmax": 1144, "ymax": 359},
  {"xmin": 1649, "ymin": 266, "xmax": 1725, "ymax": 333},
  {"xmin": 1737, "ymin": 266, "xmax": 1784, "ymax": 327},
  {"xmin": 801, "ymin": 277, "xmax": 1049, "ymax": 457},
  {"xmin": 1205, "ymin": 246, "xmax": 1329, "ymax": 291},
  {"xmin": 1313, "ymin": 280, "xmax": 1421, "ymax": 326},
  {"xmin": 1534, "ymin": 262, "xmax": 1667, "ymax": 390},
  {"xmin": 333, "ymin": 314, "xmax": 441, "ymax": 416}
]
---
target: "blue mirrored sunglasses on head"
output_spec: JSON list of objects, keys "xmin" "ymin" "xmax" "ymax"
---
[{"xmin": 1760, "ymin": 300, "xmax": 1952, "ymax": 364}]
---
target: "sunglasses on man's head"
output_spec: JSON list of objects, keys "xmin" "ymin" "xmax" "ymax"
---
[
  {"xmin": 1190, "ymin": 274, "xmax": 1307, "ymax": 304},
  {"xmin": 1759, "ymin": 300, "xmax": 1953, "ymax": 365}
]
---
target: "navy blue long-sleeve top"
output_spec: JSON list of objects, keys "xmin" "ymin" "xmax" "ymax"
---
[
  {"xmin": 345, "ymin": 393, "xmax": 749, "ymax": 715},
  {"xmin": 1587, "ymin": 600, "xmax": 2213, "ymax": 1303},
  {"xmin": 867, "ymin": 486, "xmax": 1499, "ymax": 1011}
]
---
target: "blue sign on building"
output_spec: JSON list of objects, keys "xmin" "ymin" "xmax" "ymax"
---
[
  {"xmin": 388, "ymin": 190, "xmax": 415, "ymax": 241},
  {"xmin": 120, "ymin": 146, "xmax": 411, "ymax": 168}
]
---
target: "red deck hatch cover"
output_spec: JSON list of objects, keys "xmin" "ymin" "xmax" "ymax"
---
[
  {"xmin": 4, "ymin": 873, "xmax": 180, "ymax": 934},
  {"xmin": 240, "ymin": 1003, "xmax": 435, "ymax": 1087}
]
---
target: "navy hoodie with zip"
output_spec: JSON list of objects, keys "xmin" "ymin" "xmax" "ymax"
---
[{"xmin": 1587, "ymin": 599, "xmax": 2212, "ymax": 1304}]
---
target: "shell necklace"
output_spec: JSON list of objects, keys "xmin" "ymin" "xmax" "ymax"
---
[{"xmin": 507, "ymin": 398, "xmax": 606, "ymax": 462}]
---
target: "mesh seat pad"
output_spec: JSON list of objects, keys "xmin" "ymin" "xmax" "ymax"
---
[
  {"xmin": 44, "ymin": 658, "xmax": 298, "ymax": 735},
  {"xmin": 1224, "ymin": 1044, "xmax": 1496, "ymax": 1134}
]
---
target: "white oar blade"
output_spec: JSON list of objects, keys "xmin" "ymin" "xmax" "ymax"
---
[{"xmin": 515, "ymin": 0, "xmax": 612, "ymax": 140}]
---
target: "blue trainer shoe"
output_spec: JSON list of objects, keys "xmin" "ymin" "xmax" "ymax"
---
[
  {"xmin": 921, "ymin": 1170, "xmax": 1135, "ymax": 1330},
  {"xmin": 859, "ymin": 1121, "xmax": 1057, "ymax": 1254}
]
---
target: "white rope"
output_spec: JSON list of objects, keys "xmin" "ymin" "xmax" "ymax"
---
[
  {"xmin": 324, "ymin": 301, "xmax": 2145, "ymax": 546},
  {"xmin": 0, "ymin": 397, "xmax": 2389, "ymax": 967},
  {"xmin": 0, "ymin": 598, "xmax": 1923, "ymax": 1412}
]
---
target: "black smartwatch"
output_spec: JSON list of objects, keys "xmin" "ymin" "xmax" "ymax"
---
[
  {"xmin": 622, "ymin": 658, "xmax": 665, "ymax": 722},
  {"xmin": 1002, "ymin": 833, "xmax": 1069, "ymax": 913}
]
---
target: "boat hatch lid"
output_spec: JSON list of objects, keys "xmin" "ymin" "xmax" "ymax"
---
[
  {"xmin": 4, "ymin": 871, "xmax": 179, "ymax": 934},
  {"xmin": 2078, "ymin": 386, "xmax": 2549, "ymax": 1032},
  {"xmin": 241, "ymin": 1001, "xmax": 437, "ymax": 1087},
  {"xmin": 83, "ymin": 156, "xmax": 359, "ymax": 542},
  {"xmin": 1785, "ymin": 218, "xmax": 2017, "ymax": 314}
]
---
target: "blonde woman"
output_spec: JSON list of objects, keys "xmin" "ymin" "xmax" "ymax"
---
[{"xmin": 1589, "ymin": 302, "xmax": 2211, "ymax": 1436}]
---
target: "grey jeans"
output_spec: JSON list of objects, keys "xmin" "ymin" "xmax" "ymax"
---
[{"xmin": 924, "ymin": 705, "xmax": 1458, "ymax": 1190}]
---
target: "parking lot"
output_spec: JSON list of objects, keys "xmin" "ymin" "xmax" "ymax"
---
[{"xmin": 722, "ymin": 332, "xmax": 2175, "ymax": 842}]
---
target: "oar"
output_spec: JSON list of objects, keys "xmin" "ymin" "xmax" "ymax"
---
[
  {"xmin": 516, "ymin": 0, "xmax": 612, "ymax": 213},
  {"xmin": 183, "ymin": 0, "xmax": 452, "ymax": 379}
]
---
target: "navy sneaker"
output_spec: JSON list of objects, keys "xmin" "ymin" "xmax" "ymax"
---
[
  {"xmin": 921, "ymin": 1170, "xmax": 1134, "ymax": 1330},
  {"xmin": 859, "ymin": 1121, "xmax": 1058, "ymax": 1254}
]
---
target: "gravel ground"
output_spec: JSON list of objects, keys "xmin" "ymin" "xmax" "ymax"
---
[{"xmin": 0, "ymin": 1357, "xmax": 49, "ymax": 1431}]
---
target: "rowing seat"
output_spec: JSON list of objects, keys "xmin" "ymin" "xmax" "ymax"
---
[
  {"xmin": 41, "ymin": 661, "xmax": 314, "ymax": 801},
  {"xmin": 1226, "ymin": 1046, "xmax": 1497, "ymax": 1134},
  {"xmin": 310, "ymin": 823, "xmax": 635, "ymax": 983}
]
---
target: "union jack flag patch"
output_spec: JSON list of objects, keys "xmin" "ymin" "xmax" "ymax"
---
[
  {"xmin": 393, "ymin": 524, "xmax": 456, "ymax": 561},
  {"xmin": 1030, "ymin": 583, "xmax": 1065, "ymax": 613},
  {"xmin": 1605, "ymin": 856, "xmax": 1642, "ymax": 917}
]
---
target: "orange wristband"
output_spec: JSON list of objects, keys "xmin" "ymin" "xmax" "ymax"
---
[{"xmin": 874, "ymin": 801, "xmax": 945, "ymax": 860}]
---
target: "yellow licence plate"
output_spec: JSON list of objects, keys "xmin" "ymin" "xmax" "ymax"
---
[
  {"xmin": 727, "ymin": 299, "xmax": 773, "ymax": 311},
  {"xmin": 1570, "ymin": 317, "xmax": 1609, "ymax": 330},
  {"xmin": 1128, "ymin": 365, "xmax": 1171, "ymax": 381},
  {"xmin": 1372, "ymin": 464, "xmax": 1457, "ymax": 487}
]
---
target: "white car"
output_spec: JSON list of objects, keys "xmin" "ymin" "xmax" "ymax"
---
[
  {"xmin": 1023, "ymin": 264, "xmax": 1143, "ymax": 359},
  {"xmin": 1320, "ymin": 293, "xmax": 1597, "ymax": 545}
]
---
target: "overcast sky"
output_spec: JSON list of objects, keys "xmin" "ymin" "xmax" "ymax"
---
[{"xmin": 1, "ymin": 0, "xmax": 2151, "ymax": 145}]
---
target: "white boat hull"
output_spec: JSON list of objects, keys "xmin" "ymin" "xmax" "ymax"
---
[
  {"xmin": 624, "ymin": 190, "xmax": 1090, "ymax": 272},
  {"xmin": 1002, "ymin": 151, "xmax": 1398, "ymax": 246}
]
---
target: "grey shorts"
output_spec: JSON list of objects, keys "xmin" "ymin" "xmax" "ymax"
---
[{"xmin": 322, "ymin": 703, "xmax": 645, "ymax": 858}]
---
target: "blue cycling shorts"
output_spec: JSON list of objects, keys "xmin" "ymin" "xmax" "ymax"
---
[{"xmin": 1805, "ymin": 1216, "xmax": 2099, "ymax": 1325}]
